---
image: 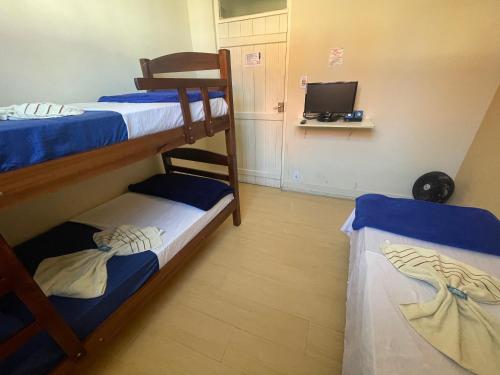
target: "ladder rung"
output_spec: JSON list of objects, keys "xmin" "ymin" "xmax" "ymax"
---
[{"xmin": 0, "ymin": 321, "xmax": 42, "ymax": 360}]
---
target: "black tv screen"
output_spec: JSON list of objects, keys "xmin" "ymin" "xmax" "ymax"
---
[{"xmin": 304, "ymin": 82, "xmax": 358, "ymax": 114}]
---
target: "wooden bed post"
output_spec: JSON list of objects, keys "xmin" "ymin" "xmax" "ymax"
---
[
  {"xmin": 0, "ymin": 235, "xmax": 85, "ymax": 362},
  {"xmin": 139, "ymin": 58, "xmax": 153, "ymax": 79},
  {"xmin": 218, "ymin": 49, "xmax": 241, "ymax": 226}
]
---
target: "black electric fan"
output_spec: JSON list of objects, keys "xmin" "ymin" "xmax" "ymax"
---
[{"xmin": 412, "ymin": 171, "xmax": 455, "ymax": 203}]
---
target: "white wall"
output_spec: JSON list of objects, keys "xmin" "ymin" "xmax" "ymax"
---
[
  {"xmin": 283, "ymin": 0, "xmax": 500, "ymax": 198},
  {"xmin": 0, "ymin": 0, "xmax": 194, "ymax": 245},
  {"xmin": 0, "ymin": 0, "xmax": 192, "ymax": 105}
]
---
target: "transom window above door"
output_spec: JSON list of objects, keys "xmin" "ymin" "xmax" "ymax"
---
[{"xmin": 218, "ymin": 0, "xmax": 287, "ymax": 19}]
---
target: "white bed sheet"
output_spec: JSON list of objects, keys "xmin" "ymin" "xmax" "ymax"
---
[
  {"xmin": 341, "ymin": 210, "xmax": 500, "ymax": 375},
  {"xmin": 71, "ymin": 192, "xmax": 233, "ymax": 269},
  {"xmin": 72, "ymin": 98, "xmax": 227, "ymax": 139}
]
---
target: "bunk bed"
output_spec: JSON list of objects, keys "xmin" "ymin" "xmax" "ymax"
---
[{"xmin": 0, "ymin": 50, "xmax": 241, "ymax": 374}]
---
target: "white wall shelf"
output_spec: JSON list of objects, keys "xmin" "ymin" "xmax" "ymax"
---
[{"xmin": 297, "ymin": 118, "xmax": 375, "ymax": 129}]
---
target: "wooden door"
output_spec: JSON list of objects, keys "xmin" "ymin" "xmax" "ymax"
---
[{"xmin": 216, "ymin": 11, "xmax": 288, "ymax": 187}]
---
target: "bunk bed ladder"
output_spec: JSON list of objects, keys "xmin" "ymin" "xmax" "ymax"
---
[{"xmin": 0, "ymin": 235, "xmax": 86, "ymax": 362}]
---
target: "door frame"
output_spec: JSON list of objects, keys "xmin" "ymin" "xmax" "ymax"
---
[{"xmin": 212, "ymin": 0, "xmax": 292, "ymax": 189}]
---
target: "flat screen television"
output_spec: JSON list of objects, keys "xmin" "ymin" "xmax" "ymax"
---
[{"xmin": 304, "ymin": 82, "xmax": 358, "ymax": 115}]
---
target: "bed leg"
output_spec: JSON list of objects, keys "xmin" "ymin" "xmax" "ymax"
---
[
  {"xmin": 225, "ymin": 129, "xmax": 241, "ymax": 226},
  {"xmin": 219, "ymin": 49, "xmax": 241, "ymax": 227}
]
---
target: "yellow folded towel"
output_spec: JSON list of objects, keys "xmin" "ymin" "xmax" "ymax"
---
[{"xmin": 382, "ymin": 244, "xmax": 500, "ymax": 375}]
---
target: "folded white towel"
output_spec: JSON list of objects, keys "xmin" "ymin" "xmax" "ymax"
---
[
  {"xmin": 34, "ymin": 225, "xmax": 163, "ymax": 299},
  {"xmin": 0, "ymin": 103, "xmax": 84, "ymax": 120},
  {"xmin": 382, "ymin": 243, "xmax": 500, "ymax": 375},
  {"xmin": 93, "ymin": 225, "xmax": 164, "ymax": 256}
]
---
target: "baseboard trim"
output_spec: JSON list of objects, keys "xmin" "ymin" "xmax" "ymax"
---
[
  {"xmin": 281, "ymin": 181, "xmax": 411, "ymax": 200},
  {"xmin": 238, "ymin": 168, "xmax": 280, "ymax": 179}
]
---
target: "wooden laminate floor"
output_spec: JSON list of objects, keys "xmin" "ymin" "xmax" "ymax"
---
[{"xmin": 77, "ymin": 183, "xmax": 354, "ymax": 375}]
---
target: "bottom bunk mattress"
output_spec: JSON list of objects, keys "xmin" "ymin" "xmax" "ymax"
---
[
  {"xmin": 0, "ymin": 192, "xmax": 234, "ymax": 375},
  {"xmin": 341, "ymin": 210, "xmax": 500, "ymax": 375}
]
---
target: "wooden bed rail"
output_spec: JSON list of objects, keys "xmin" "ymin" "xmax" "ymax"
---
[
  {"xmin": 162, "ymin": 148, "xmax": 230, "ymax": 182},
  {"xmin": 163, "ymin": 148, "xmax": 228, "ymax": 166},
  {"xmin": 0, "ymin": 235, "xmax": 85, "ymax": 362},
  {"xmin": 134, "ymin": 77, "xmax": 226, "ymax": 143},
  {"xmin": 134, "ymin": 78, "xmax": 227, "ymax": 90}
]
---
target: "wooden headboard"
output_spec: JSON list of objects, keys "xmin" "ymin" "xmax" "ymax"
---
[{"xmin": 139, "ymin": 52, "xmax": 222, "ymax": 76}]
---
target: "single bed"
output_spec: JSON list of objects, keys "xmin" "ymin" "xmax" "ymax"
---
[
  {"xmin": 341, "ymin": 197, "xmax": 500, "ymax": 375},
  {"xmin": 1, "ymin": 189, "xmax": 234, "ymax": 375}
]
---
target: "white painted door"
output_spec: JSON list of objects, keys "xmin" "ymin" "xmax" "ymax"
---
[{"xmin": 216, "ymin": 10, "xmax": 288, "ymax": 187}]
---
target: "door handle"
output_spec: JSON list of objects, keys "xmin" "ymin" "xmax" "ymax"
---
[{"xmin": 273, "ymin": 102, "xmax": 285, "ymax": 113}]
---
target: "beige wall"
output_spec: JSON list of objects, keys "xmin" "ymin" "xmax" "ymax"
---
[
  {"xmin": 451, "ymin": 85, "xmax": 500, "ymax": 216},
  {"xmin": 190, "ymin": 0, "xmax": 500, "ymax": 199},
  {"xmin": 283, "ymin": 0, "xmax": 500, "ymax": 198},
  {"xmin": 0, "ymin": 0, "xmax": 194, "ymax": 245}
]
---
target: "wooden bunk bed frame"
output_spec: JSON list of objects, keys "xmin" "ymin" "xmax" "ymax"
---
[{"xmin": 0, "ymin": 49, "xmax": 241, "ymax": 374}]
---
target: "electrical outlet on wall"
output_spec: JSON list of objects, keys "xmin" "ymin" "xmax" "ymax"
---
[{"xmin": 292, "ymin": 169, "xmax": 301, "ymax": 183}]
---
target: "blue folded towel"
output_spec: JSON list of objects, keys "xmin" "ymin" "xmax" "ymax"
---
[
  {"xmin": 353, "ymin": 194, "xmax": 500, "ymax": 256},
  {"xmin": 99, "ymin": 90, "xmax": 225, "ymax": 103},
  {"xmin": 128, "ymin": 173, "xmax": 234, "ymax": 211}
]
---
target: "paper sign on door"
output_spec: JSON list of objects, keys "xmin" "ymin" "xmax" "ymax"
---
[{"xmin": 245, "ymin": 52, "xmax": 262, "ymax": 67}]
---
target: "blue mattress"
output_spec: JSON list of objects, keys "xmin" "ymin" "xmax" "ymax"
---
[
  {"xmin": 0, "ymin": 222, "xmax": 159, "ymax": 375},
  {"xmin": 0, "ymin": 111, "xmax": 128, "ymax": 172}
]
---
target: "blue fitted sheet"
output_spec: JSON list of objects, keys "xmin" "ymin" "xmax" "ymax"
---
[
  {"xmin": 0, "ymin": 222, "xmax": 159, "ymax": 375},
  {"xmin": 0, "ymin": 111, "xmax": 128, "ymax": 172},
  {"xmin": 353, "ymin": 194, "xmax": 500, "ymax": 256},
  {"xmin": 98, "ymin": 89, "xmax": 225, "ymax": 103}
]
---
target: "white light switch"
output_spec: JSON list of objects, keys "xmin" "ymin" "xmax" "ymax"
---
[{"xmin": 299, "ymin": 75, "xmax": 308, "ymax": 89}]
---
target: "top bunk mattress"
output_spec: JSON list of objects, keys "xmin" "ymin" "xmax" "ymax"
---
[
  {"xmin": 341, "ymin": 209, "xmax": 500, "ymax": 375},
  {"xmin": 0, "ymin": 96, "xmax": 227, "ymax": 173}
]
